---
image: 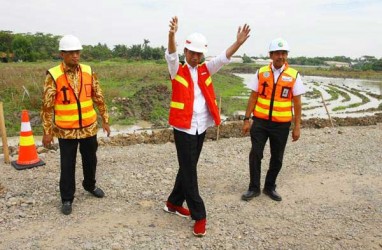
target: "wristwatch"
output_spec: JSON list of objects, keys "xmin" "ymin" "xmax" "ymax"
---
[{"xmin": 243, "ymin": 116, "xmax": 251, "ymax": 121}]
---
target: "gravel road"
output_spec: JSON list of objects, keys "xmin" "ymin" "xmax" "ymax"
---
[{"xmin": 0, "ymin": 125, "xmax": 381, "ymax": 249}]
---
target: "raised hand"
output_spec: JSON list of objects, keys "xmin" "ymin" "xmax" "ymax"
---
[
  {"xmin": 236, "ymin": 24, "xmax": 251, "ymax": 45},
  {"xmin": 169, "ymin": 16, "xmax": 178, "ymax": 34},
  {"xmin": 168, "ymin": 16, "xmax": 178, "ymax": 53},
  {"xmin": 226, "ymin": 23, "xmax": 251, "ymax": 58}
]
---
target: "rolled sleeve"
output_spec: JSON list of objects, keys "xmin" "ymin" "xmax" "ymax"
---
[
  {"xmin": 165, "ymin": 49, "xmax": 179, "ymax": 79},
  {"xmin": 246, "ymin": 71, "xmax": 259, "ymax": 92},
  {"xmin": 293, "ymin": 74, "xmax": 306, "ymax": 96},
  {"xmin": 206, "ymin": 50, "xmax": 231, "ymax": 75}
]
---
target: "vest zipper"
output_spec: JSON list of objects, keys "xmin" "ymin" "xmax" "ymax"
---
[
  {"xmin": 77, "ymin": 68, "xmax": 83, "ymax": 128},
  {"xmin": 64, "ymin": 67, "xmax": 83, "ymax": 128},
  {"xmin": 268, "ymin": 70, "xmax": 283, "ymax": 121}
]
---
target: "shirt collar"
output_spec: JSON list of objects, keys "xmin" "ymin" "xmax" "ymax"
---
[
  {"xmin": 185, "ymin": 61, "xmax": 197, "ymax": 70},
  {"xmin": 271, "ymin": 63, "xmax": 285, "ymax": 73},
  {"xmin": 62, "ymin": 62, "xmax": 80, "ymax": 73}
]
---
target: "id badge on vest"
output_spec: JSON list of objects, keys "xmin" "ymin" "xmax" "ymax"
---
[{"xmin": 281, "ymin": 86, "xmax": 291, "ymax": 98}]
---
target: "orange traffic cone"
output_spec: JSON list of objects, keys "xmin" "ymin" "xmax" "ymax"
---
[{"xmin": 11, "ymin": 110, "xmax": 45, "ymax": 170}]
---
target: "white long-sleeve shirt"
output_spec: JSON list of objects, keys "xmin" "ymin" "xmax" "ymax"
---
[{"xmin": 165, "ymin": 50, "xmax": 231, "ymax": 135}]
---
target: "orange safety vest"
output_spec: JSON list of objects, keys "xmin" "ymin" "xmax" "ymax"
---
[
  {"xmin": 254, "ymin": 63, "xmax": 298, "ymax": 122},
  {"xmin": 168, "ymin": 63, "xmax": 221, "ymax": 128},
  {"xmin": 47, "ymin": 63, "xmax": 97, "ymax": 129}
]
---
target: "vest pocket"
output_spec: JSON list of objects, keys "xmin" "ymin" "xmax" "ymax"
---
[{"xmin": 85, "ymin": 84, "xmax": 92, "ymax": 97}]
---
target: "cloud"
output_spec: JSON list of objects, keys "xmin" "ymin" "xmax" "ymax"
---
[{"xmin": 0, "ymin": 0, "xmax": 381, "ymax": 58}]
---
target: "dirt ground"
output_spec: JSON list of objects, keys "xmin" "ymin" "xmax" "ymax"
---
[{"xmin": 0, "ymin": 123, "xmax": 381, "ymax": 249}]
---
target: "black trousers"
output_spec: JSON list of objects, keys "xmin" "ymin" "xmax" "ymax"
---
[
  {"xmin": 168, "ymin": 129, "xmax": 206, "ymax": 221},
  {"xmin": 248, "ymin": 117, "xmax": 291, "ymax": 191},
  {"xmin": 58, "ymin": 135, "xmax": 98, "ymax": 202}
]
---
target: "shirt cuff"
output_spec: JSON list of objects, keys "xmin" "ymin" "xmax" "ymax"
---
[
  {"xmin": 165, "ymin": 49, "xmax": 178, "ymax": 62},
  {"xmin": 220, "ymin": 49, "xmax": 231, "ymax": 63},
  {"xmin": 43, "ymin": 127, "xmax": 53, "ymax": 136}
]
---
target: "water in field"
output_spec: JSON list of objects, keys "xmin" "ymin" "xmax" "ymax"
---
[{"xmin": 234, "ymin": 74, "xmax": 382, "ymax": 119}]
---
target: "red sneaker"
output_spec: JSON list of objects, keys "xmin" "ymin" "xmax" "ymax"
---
[
  {"xmin": 193, "ymin": 219, "xmax": 206, "ymax": 237},
  {"xmin": 163, "ymin": 201, "xmax": 190, "ymax": 218}
]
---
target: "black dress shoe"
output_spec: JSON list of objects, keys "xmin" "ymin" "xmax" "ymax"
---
[
  {"xmin": 61, "ymin": 201, "xmax": 72, "ymax": 215},
  {"xmin": 88, "ymin": 187, "xmax": 105, "ymax": 198},
  {"xmin": 263, "ymin": 188, "xmax": 282, "ymax": 201},
  {"xmin": 241, "ymin": 190, "xmax": 260, "ymax": 201}
]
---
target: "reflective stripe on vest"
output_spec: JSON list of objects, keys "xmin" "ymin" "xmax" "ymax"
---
[
  {"xmin": 170, "ymin": 101, "xmax": 184, "ymax": 109},
  {"xmin": 174, "ymin": 75, "xmax": 188, "ymax": 88},
  {"xmin": 254, "ymin": 63, "xmax": 297, "ymax": 122},
  {"xmin": 48, "ymin": 63, "xmax": 97, "ymax": 129}
]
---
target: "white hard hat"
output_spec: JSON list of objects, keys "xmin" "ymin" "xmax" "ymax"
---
[
  {"xmin": 269, "ymin": 38, "xmax": 290, "ymax": 52},
  {"xmin": 184, "ymin": 33, "xmax": 208, "ymax": 53},
  {"xmin": 59, "ymin": 35, "xmax": 83, "ymax": 51}
]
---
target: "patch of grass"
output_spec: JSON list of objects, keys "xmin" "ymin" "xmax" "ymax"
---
[
  {"xmin": 335, "ymin": 85, "xmax": 370, "ymax": 104},
  {"xmin": 115, "ymin": 117, "xmax": 137, "ymax": 126},
  {"xmin": 332, "ymin": 106, "xmax": 347, "ymax": 111},
  {"xmin": 0, "ymin": 62, "xmax": 64, "ymax": 135},
  {"xmin": 294, "ymin": 66, "xmax": 382, "ymax": 80},
  {"xmin": 223, "ymin": 63, "xmax": 259, "ymax": 74},
  {"xmin": 303, "ymin": 105, "xmax": 324, "ymax": 110},
  {"xmin": 326, "ymin": 86, "xmax": 340, "ymax": 101},
  {"xmin": 93, "ymin": 61, "xmax": 169, "ymax": 99},
  {"xmin": 330, "ymin": 85, "xmax": 370, "ymax": 111},
  {"xmin": 220, "ymin": 97, "xmax": 247, "ymax": 115},
  {"xmin": 327, "ymin": 84, "xmax": 351, "ymax": 102},
  {"xmin": 350, "ymin": 88, "xmax": 370, "ymax": 103},
  {"xmin": 150, "ymin": 106, "xmax": 168, "ymax": 127},
  {"xmin": 304, "ymin": 87, "xmax": 321, "ymax": 99},
  {"xmin": 369, "ymin": 92, "xmax": 382, "ymax": 100},
  {"xmin": 213, "ymin": 69, "xmax": 247, "ymax": 98},
  {"xmin": 213, "ymin": 70, "xmax": 249, "ymax": 115},
  {"xmin": 337, "ymin": 89, "xmax": 351, "ymax": 102}
]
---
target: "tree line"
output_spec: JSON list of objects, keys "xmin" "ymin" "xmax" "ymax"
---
[
  {"xmin": 0, "ymin": 31, "xmax": 165, "ymax": 62},
  {"xmin": 287, "ymin": 56, "xmax": 382, "ymax": 71},
  {"xmin": 249, "ymin": 55, "xmax": 382, "ymax": 71},
  {"xmin": 1, "ymin": 31, "xmax": 381, "ymax": 71}
]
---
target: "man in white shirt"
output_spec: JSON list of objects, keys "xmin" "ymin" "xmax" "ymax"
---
[
  {"xmin": 241, "ymin": 38, "xmax": 306, "ymax": 202},
  {"xmin": 163, "ymin": 16, "xmax": 250, "ymax": 237}
]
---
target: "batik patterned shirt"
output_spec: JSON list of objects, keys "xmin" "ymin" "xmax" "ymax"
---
[{"xmin": 41, "ymin": 63, "xmax": 109, "ymax": 139}]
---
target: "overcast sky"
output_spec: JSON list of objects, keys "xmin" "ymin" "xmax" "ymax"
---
[{"xmin": 1, "ymin": 0, "xmax": 381, "ymax": 58}]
